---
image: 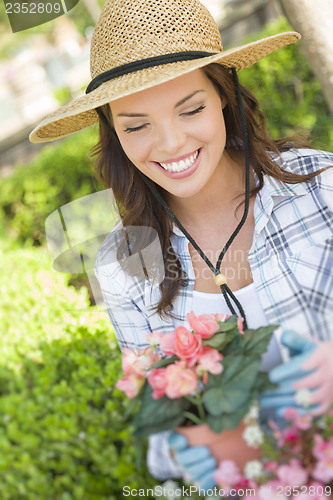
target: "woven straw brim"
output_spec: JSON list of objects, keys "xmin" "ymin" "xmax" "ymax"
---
[{"xmin": 29, "ymin": 32, "xmax": 300, "ymax": 143}]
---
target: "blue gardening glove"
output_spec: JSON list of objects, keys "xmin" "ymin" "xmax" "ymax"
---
[
  {"xmin": 260, "ymin": 330, "xmax": 325, "ymax": 417},
  {"xmin": 168, "ymin": 432, "xmax": 216, "ymax": 489}
]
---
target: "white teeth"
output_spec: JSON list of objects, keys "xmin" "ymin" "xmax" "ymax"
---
[{"xmin": 159, "ymin": 149, "xmax": 199, "ymax": 172}]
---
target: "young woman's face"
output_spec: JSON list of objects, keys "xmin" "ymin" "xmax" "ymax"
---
[{"xmin": 110, "ymin": 69, "xmax": 227, "ymax": 200}]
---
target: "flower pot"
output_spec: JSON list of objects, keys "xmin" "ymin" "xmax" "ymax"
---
[{"xmin": 176, "ymin": 421, "xmax": 261, "ymax": 472}]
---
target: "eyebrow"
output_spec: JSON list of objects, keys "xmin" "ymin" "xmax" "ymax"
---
[{"xmin": 116, "ymin": 90, "xmax": 205, "ymax": 117}]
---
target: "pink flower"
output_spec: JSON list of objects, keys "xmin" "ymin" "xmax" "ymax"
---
[
  {"xmin": 312, "ymin": 459, "xmax": 333, "ymax": 484},
  {"xmin": 237, "ymin": 317, "xmax": 244, "ymax": 334},
  {"xmin": 295, "ymin": 414, "xmax": 312, "ymax": 430},
  {"xmin": 116, "ymin": 373, "xmax": 144, "ymax": 398},
  {"xmin": 264, "ymin": 461, "xmax": 278, "ymax": 472},
  {"xmin": 215, "ymin": 313, "xmax": 231, "ymax": 322},
  {"xmin": 277, "ymin": 459, "xmax": 308, "ymax": 487},
  {"xmin": 283, "ymin": 426, "xmax": 300, "ymax": 444},
  {"xmin": 186, "ymin": 311, "xmax": 220, "ymax": 339},
  {"xmin": 313, "ymin": 434, "xmax": 333, "ymax": 461},
  {"xmin": 283, "ymin": 407, "xmax": 300, "ymax": 422},
  {"xmin": 196, "ymin": 346, "xmax": 223, "ymax": 383},
  {"xmin": 132, "ymin": 347, "xmax": 161, "ymax": 376},
  {"xmin": 160, "ymin": 332, "xmax": 176, "ymax": 356},
  {"xmin": 164, "ymin": 362, "xmax": 198, "ymax": 398},
  {"xmin": 121, "ymin": 346, "xmax": 161, "ymax": 376},
  {"xmin": 313, "ymin": 434, "xmax": 326, "ymax": 460},
  {"xmin": 122, "ymin": 347, "xmax": 141, "ymax": 376},
  {"xmin": 146, "ymin": 332, "xmax": 163, "ymax": 346},
  {"xmin": 282, "ymin": 407, "xmax": 312, "ymax": 431},
  {"xmin": 214, "ymin": 459, "xmax": 242, "ymax": 494},
  {"xmin": 173, "ymin": 326, "xmax": 202, "ymax": 366},
  {"xmin": 147, "ymin": 368, "xmax": 168, "ymax": 399}
]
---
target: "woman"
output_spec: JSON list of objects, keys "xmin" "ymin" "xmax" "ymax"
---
[{"xmin": 30, "ymin": 0, "xmax": 333, "ymax": 489}]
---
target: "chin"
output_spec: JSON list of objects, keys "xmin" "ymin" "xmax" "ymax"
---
[{"xmin": 169, "ymin": 186, "xmax": 202, "ymax": 199}]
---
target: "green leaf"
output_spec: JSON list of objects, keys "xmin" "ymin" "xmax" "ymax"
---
[
  {"xmin": 133, "ymin": 414, "xmax": 186, "ymax": 437},
  {"xmin": 225, "ymin": 314, "xmax": 238, "ymax": 323},
  {"xmin": 205, "ymin": 355, "xmax": 242, "ymax": 389},
  {"xmin": 123, "ymin": 394, "xmax": 141, "ymax": 419},
  {"xmin": 202, "ymin": 387, "xmax": 225, "ymax": 416},
  {"xmin": 131, "ymin": 384, "xmax": 191, "ymax": 430},
  {"xmin": 152, "ymin": 355, "xmax": 178, "ymax": 368},
  {"xmin": 216, "ymin": 319, "xmax": 238, "ymax": 333},
  {"xmin": 207, "ymin": 407, "xmax": 245, "ymax": 433},
  {"xmin": 206, "ymin": 355, "xmax": 262, "ymax": 414},
  {"xmin": 203, "ymin": 330, "xmax": 235, "ymax": 350},
  {"xmin": 222, "ymin": 335, "xmax": 243, "ymax": 355},
  {"xmin": 251, "ymin": 372, "xmax": 278, "ymax": 397},
  {"xmin": 241, "ymin": 326, "xmax": 278, "ymax": 355},
  {"xmin": 224, "ymin": 355, "xmax": 261, "ymax": 388}
]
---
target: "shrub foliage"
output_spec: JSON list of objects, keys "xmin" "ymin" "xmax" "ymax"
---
[
  {"xmin": 0, "ymin": 128, "xmax": 102, "ymax": 247},
  {"xmin": 239, "ymin": 18, "xmax": 333, "ymax": 151},
  {"xmin": 0, "ymin": 246, "xmax": 156, "ymax": 499}
]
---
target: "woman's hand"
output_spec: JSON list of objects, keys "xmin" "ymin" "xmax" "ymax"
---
[
  {"xmin": 168, "ymin": 432, "xmax": 216, "ymax": 489},
  {"xmin": 260, "ymin": 331, "xmax": 333, "ymax": 417}
]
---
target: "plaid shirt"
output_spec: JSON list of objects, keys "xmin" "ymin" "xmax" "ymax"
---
[{"xmin": 94, "ymin": 148, "xmax": 333, "ymax": 479}]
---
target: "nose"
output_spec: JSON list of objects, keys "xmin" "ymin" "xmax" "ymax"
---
[{"xmin": 155, "ymin": 120, "xmax": 186, "ymax": 155}]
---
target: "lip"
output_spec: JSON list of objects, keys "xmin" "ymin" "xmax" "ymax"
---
[
  {"xmin": 158, "ymin": 148, "xmax": 199, "ymax": 165},
  {"xmin": 152, "ymin": 148, "xmax": 202, "ymax": 179}
]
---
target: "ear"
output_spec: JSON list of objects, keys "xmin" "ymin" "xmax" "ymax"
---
[{"xmin": 220, "ymin": 95, "xmax": 227, "ymax": 110}]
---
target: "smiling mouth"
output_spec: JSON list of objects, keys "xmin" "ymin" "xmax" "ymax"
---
[{"xmin": 157, "ymin": 149, "xmax": 200, "ymax": 173}]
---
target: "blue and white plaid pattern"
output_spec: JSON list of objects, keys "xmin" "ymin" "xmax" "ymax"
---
[{"xmin": 94, "ymin": 148, "xmax": 333, "ymax": 479}]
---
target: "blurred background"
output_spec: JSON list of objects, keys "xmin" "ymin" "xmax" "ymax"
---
[{"xmin": 0, "ymin": 0, "xmax": 332, "ymax": 498}]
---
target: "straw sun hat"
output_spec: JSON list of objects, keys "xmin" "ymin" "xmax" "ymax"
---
[{"xmin": 29, "ymin": 0, "xmax": 301, "ymax": 143}]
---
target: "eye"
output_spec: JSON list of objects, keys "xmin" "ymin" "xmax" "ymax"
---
[
  {"xmin": 123, "ymin": 124, "xmax": 149, "ymax": 133},
  {"xmin": 182, "ymin": 105, "xmax": 206, "ymax": 116}
]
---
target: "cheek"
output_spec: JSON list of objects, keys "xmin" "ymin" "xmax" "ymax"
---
[
  {"xmin": 117, "ymin": 133, "xmax": 152, "ymax": 164},
  {"xmin": 200, "ymin": 112, "xmax": 226, "ymax": 145}
]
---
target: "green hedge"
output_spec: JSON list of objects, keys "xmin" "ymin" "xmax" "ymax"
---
[
  {"xmin": 0, "ymin": 127, "xmax": 102, "ymax": 248},
  {"xmin": 238, "ymin": 17, "xmax": 333, "ymax": 152},
  {"xmin": 0, "ymin": 245, "xmax": 156, "ymax": 499}
]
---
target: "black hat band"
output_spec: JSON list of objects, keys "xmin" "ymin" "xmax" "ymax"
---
[{"xmin": 86, "ymin": 51, "xmax": 217, "ymax": 94}]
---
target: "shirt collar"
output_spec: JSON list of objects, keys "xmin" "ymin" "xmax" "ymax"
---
[
  {"xmin": 171, "ymin": 173, "xmax": 309, "ymax": 239},
  {"xmin": 172, "ymin": 224, "xmax": 185, "ymax": 238},
  {"xmin": 262, "ymin": 173, "xmax": 309, "ymax": 198}
]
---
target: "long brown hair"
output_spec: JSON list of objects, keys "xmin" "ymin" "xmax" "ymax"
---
[{"xmin": 91, "ymin": 63, "xmax": 322, "ymax": 318}]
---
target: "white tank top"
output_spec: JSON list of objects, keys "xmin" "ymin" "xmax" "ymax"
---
[{"xmin": 190, "ymin": 283, "xmax": 282, "ymax": 372}]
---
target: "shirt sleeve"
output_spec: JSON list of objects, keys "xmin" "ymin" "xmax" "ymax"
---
[
  {"xmin": 94, "ymin": 260, "xmax": 151, "ymax": 350},
  {"xmin": 316, "ymin": 162, "xmax": 333, "ymax": 213},
  {"xmin": 94, "ymin": 252, "xmax": 183, "ymax": 480},
  {"xmin": 147, "ymin": 433, "xmax": 183, "ymax": 480}
]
